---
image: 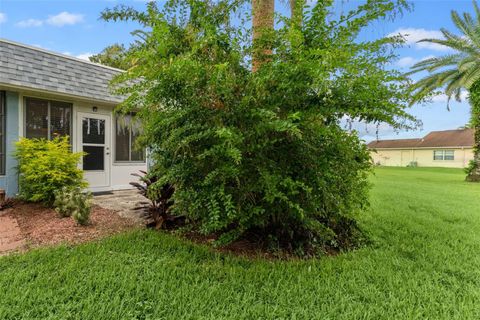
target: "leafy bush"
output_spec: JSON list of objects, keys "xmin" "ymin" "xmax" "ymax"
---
[
  {"xmin": 54, "ymin": 186, "xmax": 92, "ymax": 225},
  {"xmin": 104, "ymin": 0, "xmax": 416, "ymax": 254},
  {"xmin": 71, "ymin": 191, "xmax": 92, "ymax": 226},
  {"xmin": 14, "ymin": 137, "xmax": 87, "ymax": 205},
  {"xmin": 53, "ymin": 186, "xmax": 74, "ymax": 217},
  {"xmin": 130, "ymin": 170, "xmax": 176, "ymax": 229}
]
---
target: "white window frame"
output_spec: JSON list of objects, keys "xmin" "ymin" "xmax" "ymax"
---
[
  {"xmin": 114, "ymin": 114, "xmax": 146, "ymax": 163},
  {"xmin": 24, "ymin": 97, "xmax": 73, "ymax": 140},
  {"xmin": 433, "ymin": 150, "xmax": 455, "ymax": 161}
]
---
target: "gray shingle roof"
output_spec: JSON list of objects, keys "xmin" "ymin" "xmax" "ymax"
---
[{"xmin": 0, "ymin": 39, "xmax": 123, "ymax": 103}]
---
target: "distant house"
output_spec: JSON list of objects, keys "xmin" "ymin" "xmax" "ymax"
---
[
  {"xmin": 0, "ymin": 39, "xmax": 147, "ymax": 196},
  {"xmin": 367, "ymin": 129, "xmax": 474, "ymax": 168}
]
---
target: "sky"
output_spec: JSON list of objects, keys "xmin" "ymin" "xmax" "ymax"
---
[{"xmin": 0, "ymin": 0, "xmax": 476, "ymax": 141}]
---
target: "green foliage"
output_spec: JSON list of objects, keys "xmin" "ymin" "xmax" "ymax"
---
[
  {"xmin": 54, "ymin": 186, "xmax": 93, "ymax": 223},
  {"xmin": 14, "ymin": 137, "xmax": 87, "ymax": 205},
  {"xmin": 466, "ymin": 81, "xmax": 480, "ymax": 180},
  {"xmin": 89, "ymin": 43, "xmax": 131, "ymax": 70},
  {"xmin": 130, "ymin": 171, "xmax": 175, "ymax": 228},
  {"xmin": 53, "ymin": 186, "xmax": 75, "ymax": 217},
  {"xmin": 102, "ymin": 0, "xmax": 416, "ymax": 253},
  {"xmin": 71, "ymin": 191, "xmax": 93, "ymax": 226}
]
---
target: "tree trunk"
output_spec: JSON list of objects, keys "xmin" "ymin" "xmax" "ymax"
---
[
  {"xmin": 289, "ymin": 0, "xmax": 295, "ymax": 19},
  {"xmin": 466, "ymin": 83, "xmax": 480, "ymax": 182},
  {"xmin": 252, "ymin": 0, "xmax": 274, "ymax": 72},
  {"xmin": 289, "ymin": 0, "xmax": 304, "ymax": 26}
]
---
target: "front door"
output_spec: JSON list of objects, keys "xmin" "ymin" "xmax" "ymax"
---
[{"xmin": 77, "ymin": 112, "xmax": 111, "ymax": 189}]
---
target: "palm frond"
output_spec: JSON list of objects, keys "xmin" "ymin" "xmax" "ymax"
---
[
  {"xmin": 460, "ymin": 62, "xmax": 480, "ymax": 88},
  {"xmin": 451, "ymin": 10, "xmax": 473, "ymax": 39},
  {"xmin": 408, "ymin": 1, "xmax": 480, "ymax": 107},
  {"xmin": 445, "ymin": 72, "xmax": 467, "ymax": 98},
  {"xmin": 457, "ymin": 55, "xmax": 478, "ymax": 72},
  {"xmin": 407, "ymin": 54, "xmax": 462, "ymax": 75}
]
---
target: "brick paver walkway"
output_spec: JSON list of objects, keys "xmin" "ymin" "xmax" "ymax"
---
[{"xmin": 0, "ymin": 215, "xmax": 25, "ymax": 254}]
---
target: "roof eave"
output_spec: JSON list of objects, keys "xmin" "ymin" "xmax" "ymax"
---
[{"xmin": 0, "ymin": 82, "xmax": 122, "ymax": 105}]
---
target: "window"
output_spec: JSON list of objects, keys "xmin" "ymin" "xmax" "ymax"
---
[
  {"xmin": 115, "ymin": 114, "xmax": 145, "ymax": 162},
  {"xmin": 25, "ymin": 97, "xmax": 72, "ymax": 140},
  {"xmin": 0, "ymin": 91, "xmax": 5, "ymax": 175},
  {"xmin": 433, "ymin": 150, "xmax": 455, "ymax": 161}
]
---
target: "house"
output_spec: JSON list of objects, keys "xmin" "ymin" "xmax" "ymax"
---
[
  {"xmin": 368, "ymin": 129, "xmax": 474, "ymax": 168},
  {"xmin": 0, "ymin": 39, "xmax": 147, "ymax": 196}
]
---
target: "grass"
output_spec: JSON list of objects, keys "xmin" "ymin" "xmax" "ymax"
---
[{"xmin": 1, "ymin": 167, "xmax": 480, "ymax": 319}]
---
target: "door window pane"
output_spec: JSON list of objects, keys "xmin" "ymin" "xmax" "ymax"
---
[
  {"xmin": 25, "ymin": 98, "xmax": 48, "ymax": 139},
  {"xmin": 82, "ymin": 118, "xmax": 105, "ymax": 144},
  {"xmin": 83, "ymin": 146, "xmax": 104, "ymax": 170},
  {"xmin": 50, "ymin": 101, "xmax": 71, "ymax": 138}
]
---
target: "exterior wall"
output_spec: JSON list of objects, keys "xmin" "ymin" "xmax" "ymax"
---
[
  {"xmin": 0, "ymin": 91, "xmax": 20, "ymax": 196},
  {"xmin": 370, "ymin": 148, "xmax": 474, "ymax": 168},
  {"xmin": 73, "ymin": 102, "xmax": 148, "ymax": 192},
  {"xmin": 2, "ymin": 88, "xmax": 148, "ymax": 195}
]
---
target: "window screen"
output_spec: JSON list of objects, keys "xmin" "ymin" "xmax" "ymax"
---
[
  {"xmin": 115, "ymin": 114, "xmax": 145, "ymax": 162},
  {"xmin": 433, "ymin": 150, "xmax": 455, "ymax": 161},
  {"xmin": 25, "ymin": 98, "xmax": 49, "ymax": 139},
  {"xmin": 25, "ymin": 97, "xmax": 72, "ymax": 140}
]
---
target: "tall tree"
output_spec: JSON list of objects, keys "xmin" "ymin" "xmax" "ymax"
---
[
  {"xmin": 101, "ymin": 0, "xmax": 415, "ymax": 254},
  {"xmin": 408, "ymin": 2, "xmax": 480, "ymax": 181},
  {"xmin": 89, "ymin": 43, "xmax": 130, "ymax": 70},
  {"xmin": 252, "ymin": 0, "xmax": 274, "ymax": 71}
]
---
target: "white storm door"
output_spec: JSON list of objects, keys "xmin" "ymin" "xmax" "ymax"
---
[{"xmin": 78, "ymin": 112, "xmax": 111, "ymax": 188}]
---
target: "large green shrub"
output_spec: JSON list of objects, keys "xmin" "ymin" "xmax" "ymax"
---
[
  {"xmin": 15, "ymin": 137, "xmax": 87, "ymax": 205},
  {"xmin": 103, "ymin": 0, "xmax": 417, "ymax": 253}
]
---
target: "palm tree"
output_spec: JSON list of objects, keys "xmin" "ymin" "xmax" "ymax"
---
[
  {"xmin": 252, "ymin": 0, "xmax": 275, "ymax": 72},
  {"xmin": 408, "ymin": 1, "xmax": 480, "ymax": 181}
]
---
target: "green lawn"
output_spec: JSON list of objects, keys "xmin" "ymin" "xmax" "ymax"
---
[{"xmin": 1, "ymin": 167, "xmax": 480, "ymax": 319}]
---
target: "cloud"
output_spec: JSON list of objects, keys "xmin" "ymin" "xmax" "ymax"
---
[
  {"xmin": 75, "ymin": 53, "xmax": 93, "ymax": 61},
  {"xmin": 63, "ymin": 51, "xmax": 93, "ymax": 61},
  {"xmin": 46, "ymin": 12, "xmax": 84, "ymax": 26},
  {"xmin": 396, "ymin": 55, "xmax": 436, "ymax": 68},
  {"xmin": 0, "ymin": 12, "xmax": 6, "ymax": 24},
  {"xmin": 388, "ymin": 28, "xmax": 450, "ymax": 51},
  {"xmin": 396, "ymin": 56, "xmax": 417, "ymax": 68},
  {"xmin": 431, "ymin": 91, "xmax": 469, "ymax": 103},
  {"xmin": 16, "ymin": 19, "xmax": 43, "ymax": 27},
  {"xmin": 16, "ymin": 12, "xmax": 83, "ymax": 28}
]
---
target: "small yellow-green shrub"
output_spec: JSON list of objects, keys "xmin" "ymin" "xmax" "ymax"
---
[
  {"xmin": 14, "ymin": 137, "xmax": 87, "ymax": 205},
  {"xmin": 54, "ymin": 186, "xmax": 92, "ymax": 225}
]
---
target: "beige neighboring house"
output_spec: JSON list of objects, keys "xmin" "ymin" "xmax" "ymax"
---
[{"xmin": 368, "ymin": 129, "xmax": 474, "ymax": 168}]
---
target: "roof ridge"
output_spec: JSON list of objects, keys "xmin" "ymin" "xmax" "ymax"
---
[
  {"xmin": 427, "ymin": 128, "xmax": 473, "ymax": 133},
  {"xmin": 0, "ymin": 38, "xmax": 124, "ymax": 73}
]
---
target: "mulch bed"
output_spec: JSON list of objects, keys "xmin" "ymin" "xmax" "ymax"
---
[{"xmin": 3, "ymin": 201, "xmax": 139, "ymax": 249}]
